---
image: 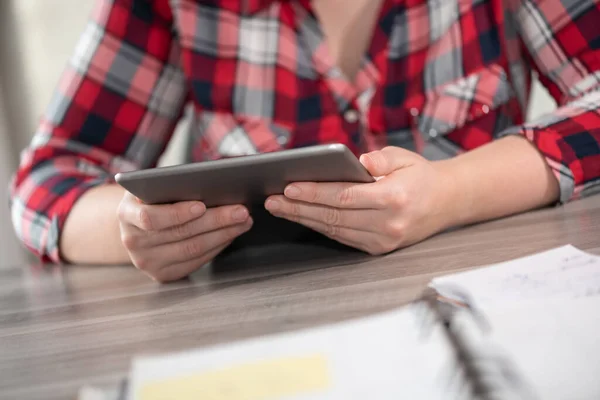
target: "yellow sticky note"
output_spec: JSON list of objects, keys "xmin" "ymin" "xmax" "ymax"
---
[{"xmin": 138, "ymin": 353, "xmax": 331, "ymax": 400}]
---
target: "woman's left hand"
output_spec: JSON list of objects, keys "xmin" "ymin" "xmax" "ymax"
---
[{"xmin": 264, "ymin": 146, "xmax": 458, "ymax": 255}]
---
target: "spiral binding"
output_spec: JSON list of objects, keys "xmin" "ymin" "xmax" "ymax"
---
[{"xmin": 416, "ymin": 287, "xmax": 540, "ymax": 400}]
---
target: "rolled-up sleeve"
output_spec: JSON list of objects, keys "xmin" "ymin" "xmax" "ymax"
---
[
  {"xmin": 501, "ymin": 0, "xmax": 600, "ymax": 203},
  {"xmin": 9, "ymin": 0, "xmax": 187, "ymax": 262}
]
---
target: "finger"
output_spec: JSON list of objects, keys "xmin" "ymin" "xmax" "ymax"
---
[
  {"xmin": 265, "ymin": 196, "xmax": 377, "ymax": 232},
  {"xmin": 359, "ymin": 146, "xmax": 421, "ymax": 176},
  {"xmin": 292, "ymin": 217, "xmax": 397, "ymax": 255},
  {"xmin": 288, "ymin": 216, "xmax": 372, "ymax": 251},
  {"xmin": 282, "ymin": 181, "xmax": 384, "ymax": 209},
  {"xmin": 152, "ymin": 242, "xmax": 232, "ymax": 283},
  {"xmin": 146, "ymin": 204, "xmax": 250, "ymax": 245},
  {"xmin": 148, "ymin": 217, "xmax": 253, "ymax": 267},
  {"xmin": 119, "ymin": 195, "xmax": 206, "ymax": 231}
]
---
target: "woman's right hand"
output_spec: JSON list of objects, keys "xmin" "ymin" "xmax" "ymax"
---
[{"xmin": 117, "ymin": 191, "xmax": 253, "ymax": 282}]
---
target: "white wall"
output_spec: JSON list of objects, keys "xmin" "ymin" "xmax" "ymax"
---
[
  {"xmin": 528, "ymin": 77, "xmax": 557, "ymax": 121},
  {"xmin": 0, "ymin": 82, "xmax": 24, "ymax": 266}
]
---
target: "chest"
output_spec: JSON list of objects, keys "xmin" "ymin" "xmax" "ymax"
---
[{"xmin": 312, "ymin": 0, "xmax": 384, "ymax": 80}]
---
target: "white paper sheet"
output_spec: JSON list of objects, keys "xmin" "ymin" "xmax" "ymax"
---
[
  {"xmin": 477, "ymin": 297, "xmax": 600, "ymax": 400},
  {"xmin": 430, "ymin": 245, "xmax": 600, "ymax": 307}
]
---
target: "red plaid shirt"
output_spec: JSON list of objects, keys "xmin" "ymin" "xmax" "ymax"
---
[{"xmin": 10, "ymin": 0, "xmax": 600, "ymax": 262}]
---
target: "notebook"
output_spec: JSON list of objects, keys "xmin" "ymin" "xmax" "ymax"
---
[{"xmin": 79, "ymin": 245, "xmax": 600, "ymax": 400}]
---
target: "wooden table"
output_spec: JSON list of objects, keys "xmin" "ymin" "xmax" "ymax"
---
[{"xmin": 1, "ymin": 196, "xmax": 599, "ymax": 400}]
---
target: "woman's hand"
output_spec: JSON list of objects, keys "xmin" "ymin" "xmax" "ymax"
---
[
  {"xmin": 265, "ymin": 146, "xmax": 456, "ymax": 255},
  {"xmin": 117, "ymin": 192, "xmax": 253, "ymax": 282}
]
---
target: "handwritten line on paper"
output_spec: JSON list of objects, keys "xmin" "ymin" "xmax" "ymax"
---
[{"xmin": 429, "ymin": 245, "xmax": 600, "ymax": 307}]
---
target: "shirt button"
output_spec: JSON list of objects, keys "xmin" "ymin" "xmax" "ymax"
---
[
  {"xmin": 277, "ymin": 136, "xmax": 288, "ymax": 145},
  {"xmin": 482, "ymin": 105, "xmax": 490, "ymax": 114},
  {"xmin": 429, "ymin": 129, "xmax": 438, "ymax": 138},
  {"xmin": 409, "ymin": 108, "xmax": 419, "ymax": 117},
  {"xmin": 344, "ymin": 109, "xmax": 359, "ymax": 124}
]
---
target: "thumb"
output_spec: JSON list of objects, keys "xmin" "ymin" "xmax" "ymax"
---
[{"xmin": 359, "ymin": 146, "xmax": 420, "ymax": 176}]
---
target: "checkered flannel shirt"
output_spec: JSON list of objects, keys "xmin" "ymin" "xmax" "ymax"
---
[{"xmin": 10, "ymin": 0, "xmax": 600, "ymax": 262}]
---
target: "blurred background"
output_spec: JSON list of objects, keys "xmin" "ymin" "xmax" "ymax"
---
[{"xmin": 0, "ymin": 0, "xmax": 557, "ymax": 267}]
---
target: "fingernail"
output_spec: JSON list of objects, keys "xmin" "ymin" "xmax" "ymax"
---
[
  {"xmin": 239, "ymin": 217, "xmax": 253, "ymax": 233},
  {"xmin": 285, "ymin": 185, "xmax": 301, "ymax": 198},
  {"xmin": 265, "ymin": 199, "xmax": 280, "ymax": 211},
  {"xmin": 233, "ymin": 207, "xmax": 249, "ymax": 221},
  {"xmin": 190, "ymin": 203, "xmax": 205, "ymax": 216}
]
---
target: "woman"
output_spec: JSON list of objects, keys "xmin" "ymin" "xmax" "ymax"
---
[{"xmin": 10, "ymin": 0, "xmax": 600, "ymax": 281}]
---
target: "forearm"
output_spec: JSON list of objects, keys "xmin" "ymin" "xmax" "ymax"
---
[
  {"xmin": 60, "ymin": 184, "xmax": 130, "ymax": 265},
  {"xmin": 438, "ymin": 135, "xmax": 560, "ymax": 228}
]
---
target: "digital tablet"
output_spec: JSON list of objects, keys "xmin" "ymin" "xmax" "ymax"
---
[{"xmin": 114, "ymin": 143, "xmax": 374, "ymax": 207}]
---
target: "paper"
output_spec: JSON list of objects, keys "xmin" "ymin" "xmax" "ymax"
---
[
  {"xmin": 138, "ymin": 354, "xmax": 330, "ymax": 400},
  {"xmin": 431, "ymin": 245, "xmax": 600, "ymax": 399},
  {"xmin": 478, "ymin": 297, "xmax": 600, "ymax": 400},
  {"xmin": 127, "ymin": 304, "xmax": 459, "ymax": 400},
  {"xmin": 430, "ymin": 245, "xmax": 600, "ymax": 307},
  {"xmin": 78, "ymin": 386, "xmax": 122, "ymax": 400}
]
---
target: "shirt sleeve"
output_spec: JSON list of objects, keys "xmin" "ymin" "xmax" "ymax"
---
[
  {"xmin": 501, "ymin": 0, "xmax": 600, "ymax": 203},
  {"xmin": 9, "ymin": 0, "xmax": 187, "ymax": 263}
]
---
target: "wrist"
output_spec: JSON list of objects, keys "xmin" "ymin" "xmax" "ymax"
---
[{"xmin": 432, "ymin": 157, "xmax": 473, "ymax": 230}]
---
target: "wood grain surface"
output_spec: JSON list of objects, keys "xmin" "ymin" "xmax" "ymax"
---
[{"xmin": 1, "ymin": 196, "xmax": 599, "ymax": 400}]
